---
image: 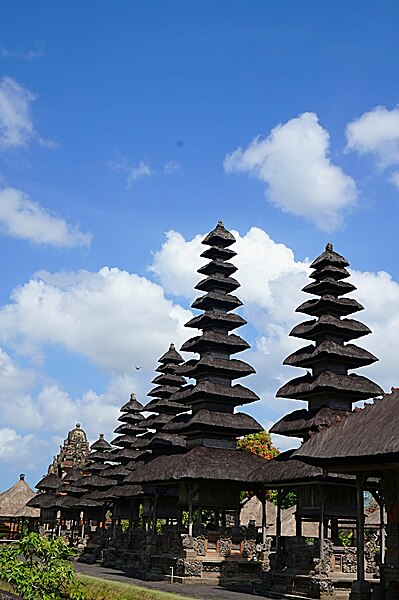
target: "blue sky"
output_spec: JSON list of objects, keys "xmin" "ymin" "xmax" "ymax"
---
[{"xmin": 1, "ymin": 1, "xmax": 399, "ymax": 491}]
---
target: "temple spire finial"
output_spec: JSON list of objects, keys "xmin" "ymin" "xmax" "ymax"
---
[{"xmin": 325, "ymin": 242, "xmax": 333, "ymax": 252}]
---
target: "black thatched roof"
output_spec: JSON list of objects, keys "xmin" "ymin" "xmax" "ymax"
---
[
  {"xmin": 195, "ymin": 274, "xmax": 240, "ymax": 293},
  {"xmin": 284, "ymin": 341, "xmax": 378, "ymax": 369},
  {"xmin": 181, "ymin": 330, "xmax": 250, "ymax": 354},
  {"xmin": 310, "ymin": 245, "xmax": 349, "ymax": 269},
  {"xmin": 296, "ymin": 295, "xmax": 363, "ymax": 317},
  {"xmin": 57, "ymin": 484, "xmax": 86, "ymax": 495},
  {"xmin": 192, "ymin": 291, "xmax": 242, "ymax": 312},
  {"xmin": 169, "ymin": 409, "xmax": 262, "ymax": 436},
  {"xmin": 158, "ymin": 343, "xmax": 183, "ymax": 364},
  {"xmin": 247, "ymin": 449, "xmax": 355, "ymax": 485},
  {"xmin": 62, "ymin": 468, "xmax": 82, "ymax": 483},
  {"xmin": 26, "ymin": 494, "xmax": 55, "ymax": 509},
  {"xmin": 276, "ymin": 370, "xmax": 383, "ymax": 401},
  {"xmin": 91, "ymin": 434, "xmax": 112, "ymax": 451},
  {"xmin": 36, "ymin": 473, "xmax": 62, "ymax": 490},
  {"xmin": 147, "ymin": 384, "xmax": 183, "ymax": 399},
  {"xmin": 148, "ymin": 432, "xmax": 186, "ymax": 448},
  {"xmin": 172, "ymin": 381, "xmax": 259, "ymax": 406},
  {"xmin": 144, "ymin": 398, "xmax": 188, "ymax": 413},
  {"xmin": 202, "ymin": 221, "xmax": 235, "ymax": 248},
  {"xmin": 198, "ymin": 258, "xmax": 237, "ymax": 277},
  {"xmin": 294, "ymin": 391, "xmax": 398, "ymax": 467},
  {"xmin": 302, "ymin": 278, "xmax": 356, "ymax": 297},
  {"xmin": 201, "ymin": 244, "xmax": 236, "ymax": 261},
  {"xmin": 109, "ymin": 484, "xmax": 143, "ymax": 498},
  {"xmin": 150, "ymin": 373, "xmax": 186, "ymax": 387},
  {"xmin": 270, "ymin": 407, "xmax": 352, "ymax": 437},
  {"xmin": 100, "ymin": 465, "xmax": 131, "ymax": 479},
  {"xmin": 114, "ymin": 422, "xmax": 144, "ymax": 435},
  {"xmin": 124, "ymin": 446, "xmax": 269, "ymax": 484},
  {"xmin": 290, "ymin": 315, "xmax": 371, "ymax": 341},
  {"xmin": 120, "ymin": 393, "xmax": 144, "ymax": 412},
  {"xmin": 309, "ymin": 265, "xmax": 350, "ymax": 281},
  {"xmin": 179, "ymin": 356, "xmax": 255, "ymax": 380},
  {"xmin": 185, "ymin": 310, "xmax": 246, "ymax": 331}
]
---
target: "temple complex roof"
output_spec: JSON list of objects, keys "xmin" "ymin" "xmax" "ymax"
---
[{"xmin": 294, "ymin": 390, "xmax": 397, "ymax": 468}]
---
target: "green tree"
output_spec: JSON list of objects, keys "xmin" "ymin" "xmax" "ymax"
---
[{"xmin": 0, "ymin": 532, "xmax": 85, "ymax": 600}]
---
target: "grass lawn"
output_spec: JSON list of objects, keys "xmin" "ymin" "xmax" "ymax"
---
[{"xmin": 1, "ymin": 575, "xmax": 195, "ymax": 600}]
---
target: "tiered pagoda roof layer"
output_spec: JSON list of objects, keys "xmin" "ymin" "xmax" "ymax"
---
[
  {"xmin": 271, "ymin": 243, "xmax": 383, "ymax": 439},
  {"xmin": 143, "ymin": 343, "xmax": 187, "ymax": 454}
]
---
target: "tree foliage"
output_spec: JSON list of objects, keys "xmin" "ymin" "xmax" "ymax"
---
[
  {"xmin": 238, "ymin": 430, "xmax": 297, "ymax": 509},
  {"xmin": 237, "ymin": 430, "xmax": 280, "ymax": 459},
  {"xmin": 0, "ymin": 532, "xmax": 85, "ymax": 599}
]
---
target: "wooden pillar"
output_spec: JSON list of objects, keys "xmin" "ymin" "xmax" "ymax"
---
[
  {"xmin": 295, "ymin": 514, "xmax": 302, "ymax": 537},
  {"xmin": 276, "ymin": 489, "xmax": 282, "ymax": 560},
  {"xmin": 331, "ymin": 517, "xmax": 339, "ymax": 544},
  {"xmin": 234, "ymin": 507, "xmax": 240, "ymax": 528},
  {"xmin": 152, "ymin": 489, "xmax": 159, "ymax": 532},
  {"xmin": 319, "ymin": 484, "xmax": 325, "ymax": 560},
  {"xmin": 261, "ymin": 495, "xmax": 267, "ymax": 544},
  {"xmin": 356, "ymin": 475, "xmax": 365, "ymax": 584},
  {"xmin": 197, "ymin": 507, "xmax": 202, "ymax": 527},
  {"xmin": 379, "ymin": 491, "xmax": 385, "ymax": 565},
  {"xmin": 188, "ymin": 483, "xmax": 193, "ymax": 536}
]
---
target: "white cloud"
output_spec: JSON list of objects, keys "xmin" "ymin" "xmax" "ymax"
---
[
  {"xmin": 108, "ymin": 157, "xmax": 181, "ymax": 188},
  {"xmin": 0, "ymin": 77, "xmax": 36, "ymax": 149},
  {"xmin": 0, "ymin": 187, "xmax": 92, "ymax": 248},
  {"xmin": 346, "ymin": 104, "xmax": 399, "ymax": 189},
  {"xmin": 0, "ymin": 266, "xmax": 191, "ymax": 372},
  {"xmin": 0, "ymin": 427, "xmax": 48, "ymax": 471},
  {"xmin": 0, "ymin": 44, "xmax": 45, "ymax": 61},
  {"xmin": 224, "ymin": 112, "xmax": 357, "ymax": 231}
]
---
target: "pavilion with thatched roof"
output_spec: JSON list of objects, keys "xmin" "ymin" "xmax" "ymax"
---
[
  {"xmin": 294, "ymin": 389, "xmax": 399, "ymax": 600},
  {"xmin": 0, "ymin": 475, "xmax": 39, "ymax": 539}
]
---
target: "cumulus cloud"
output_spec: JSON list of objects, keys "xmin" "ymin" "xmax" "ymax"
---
[
  {"xmin": 224, "ymin": 112, "xmax": 357, "ymax": 231},
  {"xmin": 0, "ymin": 77, "xmax": 53, "ymax": 150},
  {"xmin": 0, "ymin": 266, "xmax": 191, "ymax": 372},
  {"xmin": 108, "ymin": 157, "xmax": 181, "ymax": 188},
  {"xmin": 0, "ymin": 187, "xmax": 92, "ymax": 248},
  {"xmin": 346, "ymin": 104, "xmax": 399, "ymax": 189},
  {"xmin": 0, "ymin": 427, "xmax": 48, "ymax": 471}
]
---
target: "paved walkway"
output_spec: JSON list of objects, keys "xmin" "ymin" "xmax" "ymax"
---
[{"xmin": 74, "ymin": 562, "xmax": 268, "ymax": 600}]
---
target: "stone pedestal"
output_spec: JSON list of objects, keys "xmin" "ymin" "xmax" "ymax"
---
[{"xmin": 350, "ymin": 579, "xmax": 371, "ymax": 600}]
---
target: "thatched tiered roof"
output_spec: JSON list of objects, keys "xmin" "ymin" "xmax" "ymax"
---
[
  {"xmin": 143, "ymin": 343, "xmax": 188, "ymax": 455},
  {"xmin": 272, "ymin": 243, "xmax": 383, "ymax": 439},
  {"xmin": 294, "ymin": 390, "xmax": 398, "ymax": 469},
  {"xmin": 175, "ymin": 221, "xmax": 262, "ymax": 444},
  {"xmin": 0, "ymin": 475, "xmax": 39, "ymax": 519}
]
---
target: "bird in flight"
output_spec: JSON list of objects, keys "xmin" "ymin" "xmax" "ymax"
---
[{"xmin": 135, "ymin": 365, "xmax": 142, "ymax": 370}]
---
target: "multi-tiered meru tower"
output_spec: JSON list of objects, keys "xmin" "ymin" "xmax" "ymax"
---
[
  {"xmin": 171, "ymin": 220, "xmax": 262, "ymax": 448},
  {"xmin": 272, "ymin": 243, "xmax": 383, "ymax": 440},
  {"xmin": 270, "ymin": 243, "xmax": 383, "ymax": 531}
]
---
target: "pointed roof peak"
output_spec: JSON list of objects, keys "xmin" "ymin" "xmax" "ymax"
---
[
  {"xmin": 202, "ymin": 221, "xmax": 235, "ymax": 248},
  {"xmin": 325, "ymin": 242, "xmax": 333, "ymax": 252}
]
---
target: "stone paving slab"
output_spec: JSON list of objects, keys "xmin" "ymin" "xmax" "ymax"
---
[{"xmin": 74, "ymin": 562, "xmax": 268, "ymax": 600}]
